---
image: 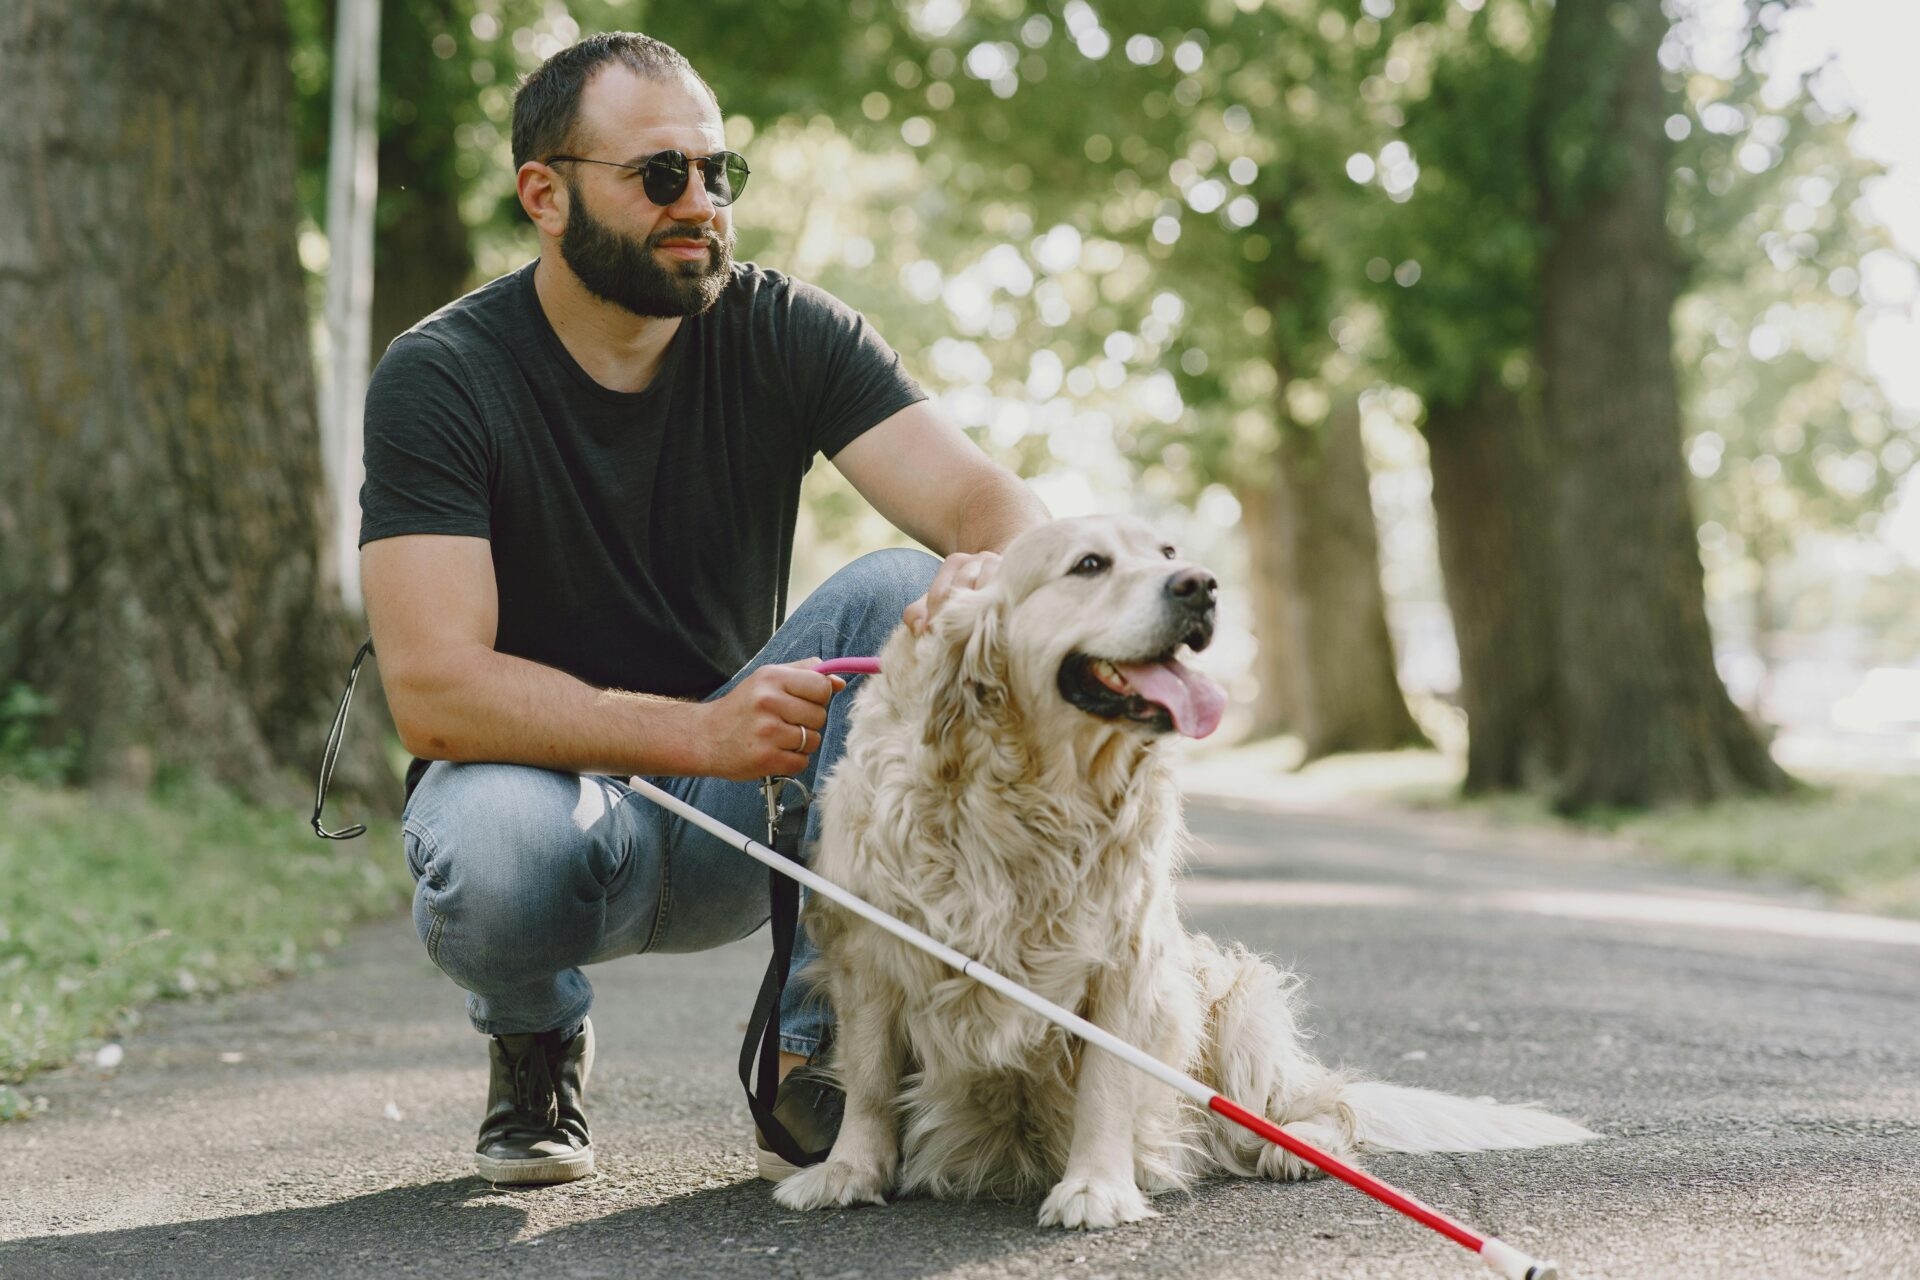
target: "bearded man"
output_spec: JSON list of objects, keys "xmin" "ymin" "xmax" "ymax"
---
[{"xmin": 359, "ymin": 31, "xmax": 1047, "ymax": 1186}]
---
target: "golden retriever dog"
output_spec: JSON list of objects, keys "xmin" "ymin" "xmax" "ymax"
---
[{"xmin": 774, "ymin": 515, "xmax": 1596, "ymax": 1229}]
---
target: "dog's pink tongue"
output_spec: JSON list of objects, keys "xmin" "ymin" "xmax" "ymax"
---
[{"xmin": 1116, "ymin": 658, "xmax": 1226, "ymax": 738}]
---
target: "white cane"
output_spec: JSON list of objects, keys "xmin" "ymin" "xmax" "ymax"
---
[{"xmin": 626, "ymin": 768, "xmax": 1561, "ymax": 1280}]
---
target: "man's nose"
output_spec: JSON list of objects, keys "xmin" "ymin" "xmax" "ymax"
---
[{"xmin": 666, "ymin": 168, "xmax": 716, "ymax": 221}]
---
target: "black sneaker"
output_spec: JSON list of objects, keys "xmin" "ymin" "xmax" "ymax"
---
[
  {"xmin": 475, "ymin": 1016, "xmax": 594, "ymax": 1185},
  {"xmin": 753, "ymin": 1060, "xmax": 844, "ymax": 1182}
]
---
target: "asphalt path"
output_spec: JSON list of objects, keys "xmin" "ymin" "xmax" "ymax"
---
[{"xmin": 2, "ymin": 793, "xmax": 1916, "ymax": 1279}]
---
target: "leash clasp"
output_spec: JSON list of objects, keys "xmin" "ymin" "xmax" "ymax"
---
[{"xmin": 759, "ymin": 775, "xmax": 811, "ymax": 846}]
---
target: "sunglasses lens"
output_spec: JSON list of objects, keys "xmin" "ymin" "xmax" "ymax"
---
[
  {"xmin": 638, "ymin": 150, "xmax": 748, "ymax": 207},
  {"xmin": 642, "ymin": 151, "xmax": 691, "ymax": 205},
  {"xmin": 707, "ymin": 152, "xmax": 749, "ymax": 206}
]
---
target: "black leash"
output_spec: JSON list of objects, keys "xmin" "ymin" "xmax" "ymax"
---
[{"xmin": 739, "ymin": 775, "xmax": 832, "ymax": 1168}]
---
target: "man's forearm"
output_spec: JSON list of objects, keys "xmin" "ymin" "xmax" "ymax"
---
[
  {"xmin": 951, "ymin": 463, "xmax": 1051, "ymax": 556},
  {"xmin": 384, "ymin": 643, "xmax": 709, "ymax": 778}
]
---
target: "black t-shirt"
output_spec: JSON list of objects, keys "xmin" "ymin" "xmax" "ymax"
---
[{"xmin": 359, "ymin": 259, "xmax": 925, "ymax": 709}]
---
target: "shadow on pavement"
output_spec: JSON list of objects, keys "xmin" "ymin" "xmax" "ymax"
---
[{"xmin": 0, "ymin": 1173, "xmax": 1072, "ymax": 1279}]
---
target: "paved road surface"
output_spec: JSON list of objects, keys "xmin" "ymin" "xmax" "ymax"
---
[{"xmin": 3, "ymin": 795, "xmax": 1916, "ymax": 1278}]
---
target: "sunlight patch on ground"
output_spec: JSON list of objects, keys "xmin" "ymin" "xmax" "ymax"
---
[
  {"xmin": 1178, "ymin": 877, "xmax": 1920, "ymax": 949},
  {"xmin": 1172, "ymin": 739, "xmax": 1463, "ymax": 812}
]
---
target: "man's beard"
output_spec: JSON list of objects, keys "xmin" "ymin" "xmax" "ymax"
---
[{"xmin": 559, "ymin": 180, "xmax": 733, "ymax": 318}]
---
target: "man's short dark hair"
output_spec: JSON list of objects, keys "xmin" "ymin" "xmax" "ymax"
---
[{"xmin": 511, "ymin": 32, "xmax": 719, "ymax": 170}]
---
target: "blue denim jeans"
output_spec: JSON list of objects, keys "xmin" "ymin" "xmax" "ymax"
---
[{"xmin": 399, "ymin": 548, "xmax": 939, "ymax": 1056}]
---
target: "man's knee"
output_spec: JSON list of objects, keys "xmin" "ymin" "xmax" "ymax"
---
[
  {"xmin": 839, "ymin": 547, "xmax": 940, "ymax": 613},
  {"xmin": 404, "ymin": 764, "xmax": 629, "ymax": 978}
]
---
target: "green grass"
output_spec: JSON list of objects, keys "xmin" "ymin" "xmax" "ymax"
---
[
  {"xmin": 1552, "ymin": 772, "xmax": 1920, "ymax": 917},
  {"xmin": 1395, "ymin": 759, "xmax": 1920, "ymax": 917},
  {"xmin": 1181, "ymin": 743, "xmax": 1920, "ymax": 917},
  {"xmin": 0, "ymin": 776, "xmax": 407, "ymax": 1109}
]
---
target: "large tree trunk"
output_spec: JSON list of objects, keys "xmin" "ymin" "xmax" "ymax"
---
[
  {"xmin": 0, "ymin": 0, "xmax": 395, "ymax": 807},
  {"xmin": 1534, "ymin": 0, "xmax": 1788, "ymax": 808},
  {"xmin": 1426, "ymin": 382, "xmax": 1564, "ymax": 793},
  {"xmin": 1241, "ymin": 401, "xmax": 1429, "ymax": 760}
]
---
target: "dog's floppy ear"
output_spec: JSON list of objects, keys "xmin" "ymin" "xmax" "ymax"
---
[{"xmin": 921, "ymin": 583, "xmax": 1011, "ymax": 750}]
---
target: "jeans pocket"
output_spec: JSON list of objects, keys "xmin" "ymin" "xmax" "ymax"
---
[
  {"xmin": 402, "ymin": 823, "xmax": 443, "ymax": 887},
  {"xmin": 403, "ymin": 825, "xmax": 449, "ymax": 966}
]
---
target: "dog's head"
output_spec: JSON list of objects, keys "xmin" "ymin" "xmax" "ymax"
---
[{"xmin": 910, "ymin": 515, "xmax": 1226, "ymax": 751}]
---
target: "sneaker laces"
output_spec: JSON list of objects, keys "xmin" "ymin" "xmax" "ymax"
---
[{"xmin": 507, "ymin": 1036, "xmax": 560, "ymax": 1127}]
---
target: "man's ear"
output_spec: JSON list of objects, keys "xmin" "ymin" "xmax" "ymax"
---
[
  {"xmin": 922, "ymin": 586, "xmax": 1008, "ymax": 749},
  {"xmin": 518, "ymin": 161, "xmax": 568, "ymax": 237}
]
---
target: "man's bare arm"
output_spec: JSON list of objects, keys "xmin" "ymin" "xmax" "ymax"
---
[
  {"xmin": 832, "ymin": 401, "xmax": 1050, "ymax": 632},
  {"xmin": 362, "ymin": 535, "xmax": 842, "ymax": 781},
  {"xmin": 830, "ymin": 400, "xmax": 1049, "ymax": 557}
]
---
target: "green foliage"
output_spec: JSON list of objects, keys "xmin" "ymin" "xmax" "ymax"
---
[
  {"xmin": 0, "ymin": 685, "xmax": 79, "ymax": 787},
  {"xmin": 293, "ymin": 0, "xmax": 1915, "ymax": 653},
  {"xmin": 1611, "ymin": 773, "xmax": 1920, "ymax": 914},
  {"xmin": 706, "ymin": 0, "xmax": 1417, "ymax": 494},
  {"xmin": 0, "ymin": 780, "xmax": 409, "ymax": 1093},
  {"xmin": 1356, "ymin": 0, "xmax": 1544, "ymax": 408},
  {"xmin": 290, "ymin": 0, "xmax": 645, "ymax": 285},
  {"xmin": 1358, "ymin": 0, "xmax": 1916, "ymax": 618},
  {"xmin": 1475, "ymin": 771, "xmax": 1920, "ymax": 917},
  {"xmin": 1667, "ymin": 31, "xmax": 1918, "ymax": 591}
]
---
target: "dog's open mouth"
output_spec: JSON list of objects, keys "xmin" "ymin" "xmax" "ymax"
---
[{"xmin": 1058, "ymin": 646, "xmax": 1226, "ymax": 739}]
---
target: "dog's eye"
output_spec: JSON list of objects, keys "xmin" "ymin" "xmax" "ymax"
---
[
  {"xmin": 1070, "ymin": 553, "xmax": 1110, "ymax": 576},
  {"xmin": 1161, "ymin": 545, "xmax": 1176, "ymax": 559}
]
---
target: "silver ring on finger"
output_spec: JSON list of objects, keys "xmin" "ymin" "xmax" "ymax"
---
[{"xmin": 796, "ymin": 724, "xmax": 808, "ymax": 753}]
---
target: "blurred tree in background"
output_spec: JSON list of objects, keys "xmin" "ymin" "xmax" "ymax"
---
[
  {"xmin": 0, "ymin": 0, "xmax": 391, "ymax": 803},
  {"xmin": 1349, "ymin": 0, "xmax": 1912, "ymax": 805},
  {"xmin": 1532, "ymin": 0, "xmax": 1788, "ymax": 807},
  {"xmin": 1666, "ymin": 12, "xmax": 1912, "ymax": 712},
  {"xmin": 5, "ymin": 0, "xmax": 1912, "ymax": 812},
  {"xmin": 1352, "ymin": 1, "xmax": 1565, "ymax": 795}
]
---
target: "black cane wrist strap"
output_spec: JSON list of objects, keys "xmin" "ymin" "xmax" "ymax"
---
[{"xmin": 313, "ymin": 638, "xmax": 374, "ymax": 840}]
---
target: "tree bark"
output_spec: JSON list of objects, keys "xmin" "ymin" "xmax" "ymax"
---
[
  {"xmin": 0, "ymin": 0, "xmax": 395, "ymax": 807},
  {"xmin": 1241, "ymin": 401, "xmax": 1429, "ymax": 760},
  {"xmin": 1426, "ymin": 382, "xmax": 1564, "ymax": 793},
  {"xmin": 1534, "ymin": 0, "xmax": 1788, "ymax": 808}
]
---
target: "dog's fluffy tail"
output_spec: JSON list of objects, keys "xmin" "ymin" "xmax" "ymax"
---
[
  {"xmin": 1189, "ymin": 935, "xmax": 1597, "ymax": 1173},
  {"xmin": 1342, "ymin": 1081, "xmax": 1598, "ymax": 1153}
]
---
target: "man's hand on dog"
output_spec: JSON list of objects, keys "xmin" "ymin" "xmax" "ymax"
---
[
  {"xmin": 904, "ymin": 550, "xmax": 1002, "ymax": 637},
  {"xmin": 697, "ymin": 661, "xmax": 847, "ymax": 781}
]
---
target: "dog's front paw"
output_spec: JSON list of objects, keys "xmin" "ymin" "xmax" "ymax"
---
[
  {"xmin": 1256, "ymin": 1119, "xmax": 1349, "ymax": 1182},
  {"xmin": 772, "ymin": 1159, "xmax": 892, "ymax": 1211},
  {"xmin": 1037, "ymin": 1175, "xmax": 1157, "ymax": 1230}
]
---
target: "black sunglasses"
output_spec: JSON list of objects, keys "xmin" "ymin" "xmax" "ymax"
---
[{"xmin": 544, "ymin": 149, "xmax": 750, "ymax": 207}]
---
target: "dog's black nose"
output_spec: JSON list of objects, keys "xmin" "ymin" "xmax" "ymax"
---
[
  {"xmin": 1167, "ymin": 568, "xmax": 1217, "ymax": 611},
  {"xmin": 1167, "ymin": 568, "xmax": 1217, "ymax": 650}
]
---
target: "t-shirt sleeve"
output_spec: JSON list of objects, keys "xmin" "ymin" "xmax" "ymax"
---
[
  {"xmin": 782, "ymin": 280, "xmax": 927, "ymax": 460},
  {"xmin": 358, "ymin": 333, "xmax": 494, "ymax": 547}
]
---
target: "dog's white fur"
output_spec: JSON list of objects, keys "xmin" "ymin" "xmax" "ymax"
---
[{"xmin": 774, "ymin": 515, "xmax": 1596, "ymax": 1228}]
